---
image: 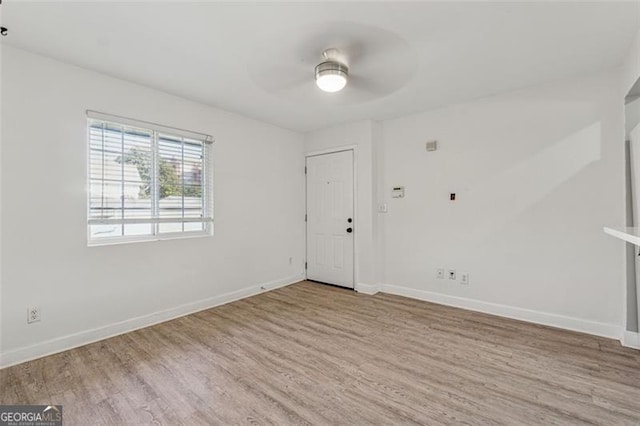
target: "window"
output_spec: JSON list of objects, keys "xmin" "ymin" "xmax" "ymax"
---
[{"xmin": 87, "ymin": 111, "xmax": 213, "ymax": 245}]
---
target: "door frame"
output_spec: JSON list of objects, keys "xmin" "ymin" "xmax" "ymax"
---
[{"xmin": 305, "ymin": 145, "xmax": 358, "ymax": 288}]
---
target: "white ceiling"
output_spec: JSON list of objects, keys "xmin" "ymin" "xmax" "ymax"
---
[{"xmin": 2, "ymin": 1, "xmax": 639, "ymax": 132}]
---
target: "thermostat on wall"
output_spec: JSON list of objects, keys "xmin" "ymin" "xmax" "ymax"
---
[{"xmin": 392, "ymin": 186, "xmax": 405, "ymax": 198}]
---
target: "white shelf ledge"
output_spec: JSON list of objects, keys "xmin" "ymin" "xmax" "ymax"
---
[{"xmin": 603, "ymin": 227, "xmax": 640, "ymax": 246}]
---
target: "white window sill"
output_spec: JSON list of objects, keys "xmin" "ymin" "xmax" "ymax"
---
[{"xmin": 88, "ymin": 230, "xmax": 213, "ymax": 247}]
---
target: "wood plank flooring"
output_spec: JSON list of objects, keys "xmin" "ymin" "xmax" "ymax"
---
[{"xmin": 1, "ymin": 281, "xmax": 640, "ymax": 425}]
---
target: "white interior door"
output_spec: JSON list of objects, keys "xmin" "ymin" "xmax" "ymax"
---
[{"xmin": 306, "ymin": 150, "xmax": 354, "ymax": 289}]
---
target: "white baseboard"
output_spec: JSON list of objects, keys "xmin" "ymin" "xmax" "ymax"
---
[
  {"xmin": 380, "ymin": 284, "xmax": 622, "ymax": 340},
  {"xmin": 355, "ymin": 282, "xmax": 380, "ymax": 295},
  {"xmin": 622, "ymin": 330, "xmax": 640, "ymax": 349},
  {"xmin": 0, "ymin": 274, "xmax": 304, "ymax": 369}
]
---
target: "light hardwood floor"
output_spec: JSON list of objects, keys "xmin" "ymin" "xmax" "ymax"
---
[{"xmin": 1, "ymin": 281, "xmax": 640, "ymax": 425}]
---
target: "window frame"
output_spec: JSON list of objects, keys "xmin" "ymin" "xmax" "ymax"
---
[{"xmin": 86, "ymin": 112, "xmax": 214, "ymax": 246}]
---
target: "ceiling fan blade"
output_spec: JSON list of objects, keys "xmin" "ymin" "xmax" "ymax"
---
[
  {"xmin": 348, "ymin": 75, "xmax": 391, "ymax": 95},
  {"xmin": 248, "ymin": 59, "xmax": 311, "ymax": 94},
  {"xmin": 259, "ymin": 71, "xmax": 309, "ymax": 93}
]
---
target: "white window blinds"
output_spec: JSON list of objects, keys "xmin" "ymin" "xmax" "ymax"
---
[{"xmin": 87, "ymin": 111, "xmax": 213, "ymax": 244}]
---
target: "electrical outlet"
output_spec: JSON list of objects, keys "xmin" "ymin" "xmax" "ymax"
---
[
  {"xmin": 461, "ymin": 273, "xmax": 470, "ymax": 285},
  {"xmin": 27, "ymin": 306, "xmax": 41, "ymax": 324},
  {"xmin": 448, "ymin": 270, "xmax": 456, "ymax": 280},
  {"xmin": 436, "ymin": 268, "xmax": 444, "ymax": 279}
]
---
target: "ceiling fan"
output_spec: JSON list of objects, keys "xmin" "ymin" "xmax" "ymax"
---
[{"xmin": 247, "ymin": 22, "xmax": 417, "ymax": 104}]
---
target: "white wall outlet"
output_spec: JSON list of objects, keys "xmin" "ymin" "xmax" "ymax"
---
[
  {"xmin": 378, "ymin": 203, "xmax": 388, "ymax": 213},
  {"xmin": 461, "ymin": 273, "xmax": 470, "ymax": 285},
  {"xmin": 27, "ymin": 306, "xmax": 41, "ymax": 324},
  {"xmin": 448, "ymin": 269, "xmax": 456, "ymax": 280},
  {"xmin": 436, "ymin": 268, "xmax": 444, "ymax": 279}
]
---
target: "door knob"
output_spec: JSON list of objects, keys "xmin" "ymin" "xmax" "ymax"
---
[
  {"xmin": 347, "ymin": 218, "xmax": 352, "ymax": 223},
  {"xmin": 346, "ymin": 227, "xmax": 353, "ymax": 233}
]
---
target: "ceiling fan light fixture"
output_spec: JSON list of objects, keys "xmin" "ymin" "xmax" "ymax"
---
[{"xmin": 315, "ymin": 60, "xmax": 349, "ymax": 93}]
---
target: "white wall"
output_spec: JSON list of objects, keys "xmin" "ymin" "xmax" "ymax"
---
[
  {"xmin": 304, "ymin": 121, "xmax": 377, "ymax": 289},
  {"xmin": 630, "ymin": 124, "xmax": 640, "ymax": 339},
  {"xmin": 0, "ymin": 46, "xmax": 306, "ymax": 367},
  {"xmin": 379, "ymin": 70, "xmax": 625, "ymax": 336},
  {"xmin": 623, "ymin": 27, "xmax": 640, "ymax": 97}
]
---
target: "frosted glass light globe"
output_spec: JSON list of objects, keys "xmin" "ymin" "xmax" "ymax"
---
[
  {"xmin": 316, "ymin": 74, "xmax": 347, "ymax": 92},
  {"xmin": 315, "ymin": 61, "xmax": 348, "ymax": 93}
]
